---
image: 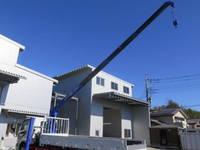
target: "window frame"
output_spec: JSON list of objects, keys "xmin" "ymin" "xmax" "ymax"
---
[
  {"xmin": 174, "ymin": 117, "xmax": 184, "ymax": 123},
  {"xmin": 0, "ymin": 85, "xmax": 4, "ymax": 101},
  {"xmin": 111, "ymin": 82, "xmax": 118, "ymax": 90},
  {"xmin": 96, "ymin": 77, "xmax": 105, "ymax": 86},
  {"xmin": 124, "ymin": 129, "xmax": 131, "ymax": 138},
  {"xmin": 95, "ymin": 130, "xmax": 100, "ymax": 136},
  {"xmin": 123, "ymin": 86, "xmax": 130, "ymax": 94}
]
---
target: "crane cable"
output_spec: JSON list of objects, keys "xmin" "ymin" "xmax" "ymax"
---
[{"xmin": 171, "ymin": 5, "xmax": 178, "ymax": 28}]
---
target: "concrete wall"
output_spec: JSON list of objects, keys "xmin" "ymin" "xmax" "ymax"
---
[
  {"xmin": 132, "ymin": 106, "xmax": 150, "ymax": 145},
  {"xmin": 53, "ymin": 69, "xmax": 92, "ymax": 136}
]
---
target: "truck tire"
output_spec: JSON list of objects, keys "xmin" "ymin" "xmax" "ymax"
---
[{"xmin": 19, "ymin": 143, "xmax": 25, "ymax": 150}]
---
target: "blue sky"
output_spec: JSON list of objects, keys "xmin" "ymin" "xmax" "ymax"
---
[{"xmin": 1, "ymin": 0, "xmax": 200, "ymax": 110}]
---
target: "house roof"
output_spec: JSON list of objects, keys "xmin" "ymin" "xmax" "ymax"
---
[
  {"xmin": 151, "ymin": 119, "xmax": 164, "ymax": 125},
  {"xmin": 151, "ymin": 119, "xmax": 183, "ymax": 129},
  {"xmin": 55, "ymin": 65, "xmax": 94, "ymax": 80},
  {"xmin": 54, "ymin": 64, "xmax": 134, "ymax": 86},
  {"xmin": 151, "ymin": 123, "xmax": 183, "ymax": 129},
  {"xmin": 187, "ymin": 119, "xmax": 200, "ymax": 124},
  {"xmin": 151, "ymin": 108, "xmax": 188, "ymax": 119},
  {"xmin": 93, "ymin": 92, "xmax": 149, "ymax": 106}
]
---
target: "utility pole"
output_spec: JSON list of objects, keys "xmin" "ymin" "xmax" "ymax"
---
[{"xmin": 145, "ymin": 78, "xmax": 152, "ymax": 103}]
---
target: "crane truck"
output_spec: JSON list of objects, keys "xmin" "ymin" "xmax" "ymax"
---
[{"xmin": 16, "ymin": 1, "xmax": 176, "ymax": 150}]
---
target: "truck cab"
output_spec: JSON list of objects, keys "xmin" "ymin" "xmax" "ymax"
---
[{"xmin": 16, "ymin": 117, "xmax": 44, "ymax": 150}]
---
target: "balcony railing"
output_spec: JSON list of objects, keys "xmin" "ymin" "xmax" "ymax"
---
[{"xmin": 41, "ymin": 116, "xmax": 69, "ymax": 136}]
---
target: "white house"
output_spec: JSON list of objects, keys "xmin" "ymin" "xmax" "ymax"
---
[
  {"xmin": 53, "ymin": 65, "xmax": 150, "ymax": 144},
  {"xmin": 0, "ymin": 35, "xmax": 57, "ymax": 144}
]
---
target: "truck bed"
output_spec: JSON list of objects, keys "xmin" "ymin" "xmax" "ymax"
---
[{"xmin": 39, "ymin": 134, "xmax": 146, "ymax": 150}]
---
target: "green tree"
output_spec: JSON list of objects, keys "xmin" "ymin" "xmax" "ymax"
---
[
  {"xmin": 166, "ymin": 100, "xmax": 180, "ymax": 108},
  {"xmin": 152, "ymin": 100, "xmax": 200, "ymax": 119}
]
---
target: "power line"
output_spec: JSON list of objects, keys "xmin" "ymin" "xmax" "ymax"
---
[
  {"xmin": 150, "ymin": 73, "xmax": 200, "ymax": 82},
  {"xmin": 182, "ymin": 104, "xmax": 200, "ymax": 108},
  {"xmin": 146, "ymin": 73, "xmax": 200, "ymax": 95}
]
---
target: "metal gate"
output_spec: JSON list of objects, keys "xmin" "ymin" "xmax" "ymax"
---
[{"xmin": 180, "ymin": 131, "xmax": 200, "ymax": 150}]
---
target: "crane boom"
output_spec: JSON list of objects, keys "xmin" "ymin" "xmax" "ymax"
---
[{"xmin": 51, "ymin": 1, "xmax": 175, "ymax": 117}]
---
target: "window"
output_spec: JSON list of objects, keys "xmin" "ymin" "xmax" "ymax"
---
[
  {"xmin": 96, "ymin": 77, "xmax": 105, "ymax": 86},
  {"xmin": 95, "ymin": 130, "xmax": 100, "ymax": 136},
  {"xmin": 175, "ymin": 117, "xmax": 184, "ymax": 123},
  {"xmin": 123, "ymin": 86, "xmax": 129, "ymax": 94},
  {"xmin": 0, "ymin": 85, "xmax": 4, "ymax": 100},
  {"xmin": 124, "ymin": 129, "xmax": 131, "ymax": 138},
  {"xmin": 111, "ymin": 82, "xmax": 118, "ymax": 90},
  {"xmin": 0, "ymin": 86, "xmax": 3, "ymax": 95}
]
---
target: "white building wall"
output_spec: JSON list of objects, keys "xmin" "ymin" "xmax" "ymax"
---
[
  {"xmin": 0, "ymin": 64, "xmax": 55, "ymax": 115},
  {"xmin": 90, "ymin": 99, "xmax": 134, "ymax": 139},
  {"xmin": 0, "ymin": 35, "xmax": 24, "ymax": 65},
  {"xmin": 91, "ymin": 71, "xmax": 133, "ymax": 97},
  {"xmin": 121, "ymin": 108, "xmax": 132, "ymax": 139},
  {"xmin": 90, "ymin": 102, "xmax": 103, "ymax": 137},
  {"xmin": 0, "ymin": 34, "xmax": 56, "ymax": 115},
  {"xmin": 90, "ymin": 69, "xmax": 135, "ymax": 138},
  {"xmin": 0, "ymin": 35, "xmax": 57, "ymax": 146},
  {"xmin": 54, "ymin": 66, "xmax": 150, "ymax": 143}
]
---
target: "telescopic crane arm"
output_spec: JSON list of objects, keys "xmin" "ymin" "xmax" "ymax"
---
[{"xmin": 51, "ymin": 1, "xmax": 176, "ymax": 117}]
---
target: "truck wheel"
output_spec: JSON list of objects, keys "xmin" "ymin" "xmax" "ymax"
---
[{"xmin": 19, "ymin": 143, "xmax": 25, "ymax": 150}]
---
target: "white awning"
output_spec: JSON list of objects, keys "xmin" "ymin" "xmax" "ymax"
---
[
  {"xmin": 0, "ymin": 68, "xmax": 26, "ymax": 84},
  {"xmin": 93, "ymin": 92, "xmax": 149, "ymax": 106},
  {"xmin": 6, "ymin": 109, "xmax": 47, "ymax": 117}
]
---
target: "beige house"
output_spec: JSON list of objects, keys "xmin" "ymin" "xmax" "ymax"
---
[
  {"xmin": 151, "ymin": 108, "xmax": 188, "ymax": 128},
  {"xmin": 150, "ymin": 108, "xmax": 188, "ymax": 149}
]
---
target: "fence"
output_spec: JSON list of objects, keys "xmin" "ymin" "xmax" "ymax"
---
[
  {"xmin": 41, "ymin": 116, "xmax": 69, "ymax": 136},
  {"xmin": 180, "ymin": 131, "xmax": 200, "ymax": 150}
]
